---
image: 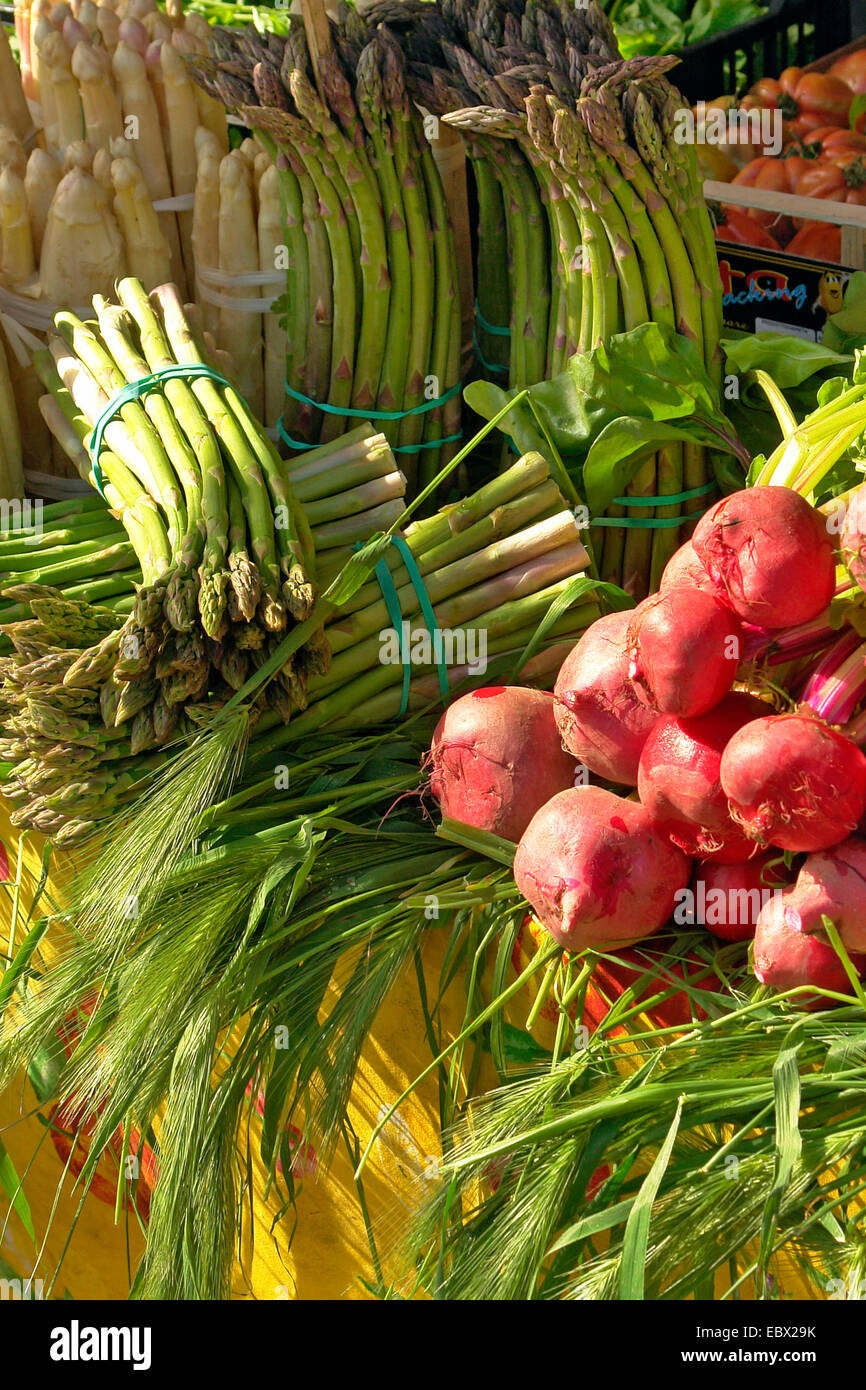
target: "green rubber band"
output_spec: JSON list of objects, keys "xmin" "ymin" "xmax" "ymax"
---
[
  {"xmin": 355, "ymin": 540, "xmax": 411, "ymax": 718},
  {"xmin": 354, "ymin": 534, "xmax": 450, "ymax": 718},
  {"xmin": 391, "ymin": 534, "xmax": 449, "ymax": 707},
  {"xmin": 473, "ymin": 321, "xmax": 509, "ymax": 375},
  {"xmin": 474, "ymin": 300, "xmax": 511, "ymax": 337},
  {"xmin": 87, "ymin": 361, "xmax": 234, "ymax": 499},
  {"xmin": 282, "ymin": 379, "xmax": 462, "ymax": 423},
  {"xmin": 611, "ymin": 481, "xmax": 716, "ymax": 508},
  {"xmin": 592, "ymin": 506, "xmax": 711, "ymax": 530},
  {"xmin": 278, "ymin": 420, "xmax": 462, "ymax": 454}
]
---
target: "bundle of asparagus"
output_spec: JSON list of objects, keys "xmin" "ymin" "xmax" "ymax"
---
[
  {"xmin": 29, "ymin": 276, "xmax": 323, "ymax": 755},
  {"xmin": 13, "ymin": 0, "xmax": 230, "ymax": 297},
  {"xmin": 184, "ymin": 18, "xmax": 463, "ymax": 495},
  {"xmin": 0, "ymin": 493, "xmax": 137, "ymax": 649},
  {"xmin": 359, "ymin": 0, "xmax": 723, "ymax": 596},
  {"xmin": 245, "ymin": 447, "xmax": 599, "ymax": 763}
]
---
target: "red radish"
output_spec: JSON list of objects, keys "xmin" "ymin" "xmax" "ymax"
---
[
  {"xmin": 780, "ymin": 836, "xmax": 866, "ymax": 953},
  {"xmin": 720, "ymin": 713, "xmax": 866, "ymax": 852},
  {"xmin": 753, "ymin": 891, "xmax": 864, "ymax": 1006},
  {"xmin": 692, "ymin": 486, "xmax": 836, "ymax": 630},
  {"xmin": 637, "ymin": 693, "xmax": 766, "ymax": 862},
  {"xmin": 513, "ymin": 785, "xmax": 691, "ymax": 951},
  {"xmin": 689, "ymin": 855, "xmax": 787, "ymax": 941},
  {"xmin": 428, "ymin": 686, "xmax": 577, "ymax": 843},
  {"xmin": 659, "ymin": 541, "xmax": 719, "ymax": 598},
  {"xmin": 553, "ymin": 610, "xmax": 658, "ymax": 785},
  {"xmin": 627, "ymin": 589, "xmax": 742, "ymax": 717},
  {"xmin": 840, "ymin": 486, "xmax": 866, "ymax": 595}
]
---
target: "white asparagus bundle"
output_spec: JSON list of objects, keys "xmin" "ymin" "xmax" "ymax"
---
[
  {"xmin": 40, "ymin": 160, "xmax": 125, "ymax": 302},
  {"xmin": 111, "ymin": 150, "xmax": 170, "ymax": 289},
  {"xmin": 258, "ymin": 162, "xmax": 287, "ymax": 430},
  {"xmin": 97, "ymin": 5, "xmax": 120, "ymax": 53},
  {"xmin": 111, "ymin": 39, "xmax": 185, "ymax": 293},
  {"xmin": 160, "ymin": 39, "xmax": 196, "ymax": 283},
  {"xmin": 218, "ymin": 149, "xmax": 264, "ymax": 421},
  {"xmin": 71, "ymin": 38, "xmax": 123, "ymax": 149},
  {"xmin": 191, "ymin": 130, "xmax": 219, "ymax": 338},
  {"xmin": 0, "ymin": 329, "xmax": 25, "ymax": 498},
  {"xmin": 91, "ymin": 141, "xmax": 112, "ymax": 191},
  {"xmin": 36, "ymin": 29, "xmax": 83, "ymax": 152},
  {"xmin": 0, "ymin": 125, "xmax": 27, "ymax": 178},
  {"xmin": 0, "ymin": 25, "xmax": 34, "ymax": 141},
  {"xmin": 0, "ymin": 166, "xmax": 36, "ymax": 288},
  {"xmin": 24, "ymin": 146, "xmax": 61, "ymax": 258},
  {"xmin": 31, "ymin": 11, "xmax": 57, "ymax": 132},
  {"xmin": 1, "ymin": 318, "xmax": 50, "ymax": 468}
]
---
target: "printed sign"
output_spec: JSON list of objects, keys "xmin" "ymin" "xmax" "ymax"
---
[{"xmin": 717, "ymin": 244, "xmax": 857, "ymax": 341}]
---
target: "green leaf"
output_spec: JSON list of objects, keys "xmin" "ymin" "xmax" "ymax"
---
[
  {"xmin": 0, "ymin": 1136, "xmax": 36, "ymax": 1244},
  {"xmin": 467, "ymin": 323, "xmax": 743, "ymax": 508},
  {"xmin": 549, "ymin": 1195, "xmax": 637, "ymax": 1253},
  {"xmin": 618, "ymin": 1097, "xmax": 683, "ymax": 1300},
  {"xmin": 759, "ymin": 1044, "xmax": 803, "ymax": 1275},
  {"xmin": 500, "ymin": 1023, "xmax": 553, "ymax": 1067},
  {"xmin": 584, "ymin": 419, "xmax": 723, "ymax": 516},
  {"xmin": 723, "ymin": 331, "xmax": 852, "ymax": 389}
]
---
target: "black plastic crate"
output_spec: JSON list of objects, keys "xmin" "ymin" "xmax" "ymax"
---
[{"xmin": 672, "ymin": 0, "xmax": 854, "ymax": 103}]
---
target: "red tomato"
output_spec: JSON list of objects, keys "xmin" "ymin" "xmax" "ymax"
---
[
  {"xmin": 48, "ymin": 1101, "xmax": 156, "ymax": 1219},
  {"xmin": 798, "ymin": 128, "xmax": 866, "ymax": 158},
  {"xmin": 796, "ymin": 157, "xmax": 866, "ymax": 211},
  {"xmin": 748, "ymin": 69, "xmax": 852, "ymax": 128},
  {"xmin": 728, "ymin": 156, "xmax": 797, "ymax": 238},
  {"xmin": 582, "ymin": 946, "xmax": 722, "ymax": 1034},
  {"xmin": 49, "ymin": 994, "xmax": 157, "ymax": 1219},
  {"xmin": 246, "ymin": 1082, "xmax": 318, "ymax": 1177},
  {"xmin": 786, "ymin": 221, "xmax": 843, "ymax": 262},
  {"xmin": 829, "ymin": 50, "xmax": 866, "ymax": 95},
  {"xmin": 715, "ymin": 211, "xmax": 783, "ymax": 251}
]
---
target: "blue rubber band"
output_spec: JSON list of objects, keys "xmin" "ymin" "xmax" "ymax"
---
[
  {"xmin": 474, "ymin": 300, "xmax": 511, "ymax": 337},
  {"xmin": 282, "ymin": 379, "xmax": 462, "ymax": 422},
  {"xmin": 87, "ymin": 361, "xmax": 234, "ymax": 499},
  {"xmin": 353, "ymin": 535, "xmax": 450, "ymax": 718}
]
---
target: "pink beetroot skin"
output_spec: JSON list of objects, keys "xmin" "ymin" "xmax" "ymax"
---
[
  {"xmin": 626, "ymin": 589, "xmax": 742, "ymax": 718},
  {"xmin": 428, "ymin": 686, "xmax": 577, "ymax": 843},
  {"xmin": 637, "ymin": 693, "xmax": 767, "ymax": 862},
  {"xmin": 753, "ymin": 891, "xmax": 865, "ymax": 1006},
  {"xmin": 692, "ymin": 486, "xmax": 836, "ymax": 630},
  {"xmin": 720, "ymin": 713, "xmax": 866, "ymax": 853},
  {"xmin": 778, "ymin": 836, "xmax": 866, "ymax": 954},
  {"xmin": 691, "ymin": 855, "xmax": 787, "ymax": 942},
  {"xmin": 658, "ymin": 541, "xmax": 720, "ymax": 599},
  {"xmin": 513, "ymin": 785, "xmax": 691, "ymax": 951},
  {"xmin": 553, "ymin": 610, "xmax": 658, "ymax": 786},
  {"xmin": 841, "ymin": 486, "xmax": 866, "ymax": 596}
]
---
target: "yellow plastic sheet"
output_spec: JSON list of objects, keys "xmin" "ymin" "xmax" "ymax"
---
[{"xmin": 0, "ymin": 808, "xmax": 822, "ymax": 1301}]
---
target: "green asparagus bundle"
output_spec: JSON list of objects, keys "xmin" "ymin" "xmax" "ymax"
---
[
  {"xmin": 0, "ymin": 494, "xmax": 139, "ymax": 647},
  {"xmin": 365, "ymin": 0, "xmax": 723, "ymax": 597},
  {"xmin": 183, "ymin": 20, "xmax": 463, "ymax": 498},
  {"xmin": 244, "ymin": 447, "xmax": 600, "ymax": 765}
]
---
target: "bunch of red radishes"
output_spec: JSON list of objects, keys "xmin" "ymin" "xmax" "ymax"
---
[{"xmin": 429, "ymin": 485, "xmax": 866, "ymax": 1005}]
